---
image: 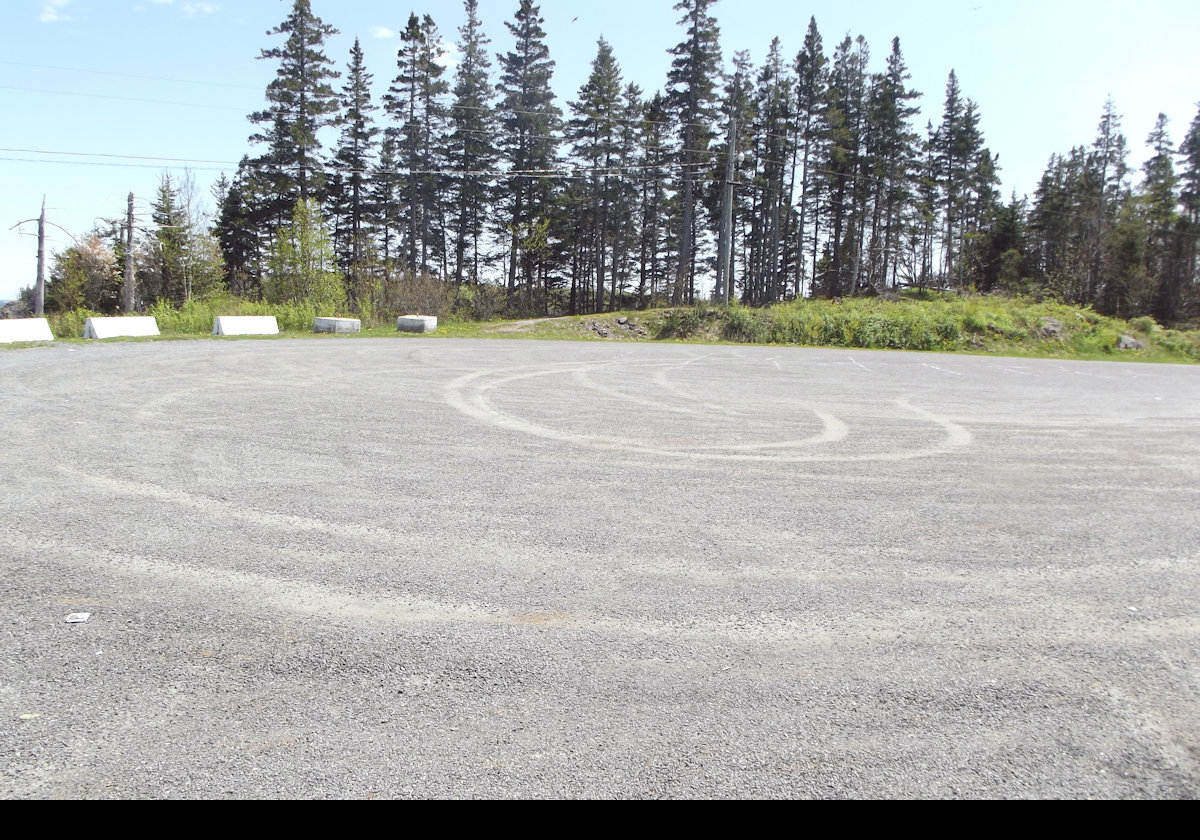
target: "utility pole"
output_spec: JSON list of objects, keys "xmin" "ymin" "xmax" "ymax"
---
[
  {"xmin": 124, "ymin": 192, "xmax": 135, "ymax": 312},
  {"xmin": 35, "ymin": 197, "xmax": 46, "ymax": 316},
  {"xmin": 716, "ymin": 117, "xmax": 737, "ymax": 306}
]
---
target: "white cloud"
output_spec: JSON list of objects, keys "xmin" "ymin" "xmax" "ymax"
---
[
  {"xmin": 182, "ymin": 2, "xmax": 217, "ymax": 16},
  {"xmin": 39, "ymin": 0, "xmax": 72, "ymax": 23},
  {"xmin": 370, "ymin": 26, "xmax": 394, "ymax": 39},
  {"xmin": 435, "ymin": 43, "xmax": 461, "ymax": 71}
]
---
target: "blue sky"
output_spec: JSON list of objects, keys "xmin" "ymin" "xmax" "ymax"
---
[{"xmin": 3, "ymin": 0, "xmax": 1198, "ymax": 301}]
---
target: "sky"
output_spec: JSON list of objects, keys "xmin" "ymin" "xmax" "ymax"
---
[{"xmin": 2, "ymin": 0, "xmax": 1198, "ymax": 301}]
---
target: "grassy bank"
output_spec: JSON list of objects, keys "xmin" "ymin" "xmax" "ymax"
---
[
  {"xmin": 27, "ymin": 292, "xmax": 1200, "ymax": 363},
  {"xmin": 652, "ymin": 295, "xmax": 1200, "ymax": 363}
]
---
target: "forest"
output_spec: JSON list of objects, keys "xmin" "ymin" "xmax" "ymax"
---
[{"xmin": 28, "ymin": 0, "xmax": 1200, "ymax": 327}]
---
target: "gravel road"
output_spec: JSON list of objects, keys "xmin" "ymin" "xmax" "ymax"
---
[{"xmin": 2, "ymin": 338, "xmax": 1198, "ymax": 798}]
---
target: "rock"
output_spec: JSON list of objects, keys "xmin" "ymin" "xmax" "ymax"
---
[
  {"xmin": 616, "ymin": 316, "xmax": 628, "ymax": 325},
  {"xmin": 1039, "ymin": 317, "xmax": 1064, "ymax": 339},
  {"xmin": 1117, "ymin": 335, "xmax": 1146, "ymax": 351}
]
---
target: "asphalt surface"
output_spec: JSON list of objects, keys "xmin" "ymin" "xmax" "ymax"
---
[{"xmin": 1, "ymin": 337, "xmax": 1198, "ymax": 799}]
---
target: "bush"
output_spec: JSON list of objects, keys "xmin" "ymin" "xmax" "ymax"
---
[
  {"xmin": 720, "ymin": 304, "xmax": 765, "ymax": 342},
  {"xmin": 1129, "ymin": 315, "xmax": 1160, "ymax": 334},
  {"xmin": 48, "ymin": 307, "xmax": 98, "ymax": 339}
]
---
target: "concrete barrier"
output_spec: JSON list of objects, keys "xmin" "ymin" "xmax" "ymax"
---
[
  {"xmin": 0, "ymin": 318, "xmax": 54, "ymax": 344},
  {"xmin": 213, "ymin": 315, "xmax": 279, "ymax": 336},
  {"xmin": 397, "ymin": 315, "xmax": 437, "ymax": 333},
  {"xmin": 84, "ymin": 316, "xmax": 160, "ymax": 339},
  {"xmin": 314, "ymin": 317, "xmax": 361, "ymax": 334}
]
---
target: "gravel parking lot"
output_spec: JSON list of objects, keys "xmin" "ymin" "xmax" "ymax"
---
[{"xmin": 2, "ymin": 338, "xmax": 1198, "ymax": 798}]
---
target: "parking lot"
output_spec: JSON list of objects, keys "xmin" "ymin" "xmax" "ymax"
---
[{"xmin": 2, "ymin": 338, "xmax": 1198, "ymax": 798}]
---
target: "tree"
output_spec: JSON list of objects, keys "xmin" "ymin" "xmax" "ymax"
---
[
  {"xmin": 46, "ymin": 235, "xmax": 121, "ymax": 313},
  {"xmin": 821, "ymin": 34, "xmax": 870, "ymax": 297},
  {"xmin": 447, "ymin": 0, "xmax": 498, "ymax": 286},
  {"xmin": 792, "ymin": 18, "xmax": 827, "ymax": 297},
  {"xmin": 1141, "ymin": 113, "xmax": 1182, "ymax": 321},
  {"xmin": 865, "ymin": 37, "xmax": 920, "ymax": 292},
  {"xmin": 496, "ymin": 0, "xmax": 561, "ymax": 307},
  {"xmin": 384, "ymin": 13, "xmax": 451, "ymax": 276},
  {"xmin": 329, "ymin": 38, "xmax": 379, "ymax": 312},
  {"xmin": 264, "ymin": 199, "xmax": 345, "ymax": 313},
  {"xmin": 247, "ymin": 0, "xmax": 340, "ymax": 227},
  {"xmin": 666, "ymin": 0, "xmax": 723, "ymax": 304},
  {"xmin": 567, "ymin": 38, "xmax": 625, "ymax": 312}
]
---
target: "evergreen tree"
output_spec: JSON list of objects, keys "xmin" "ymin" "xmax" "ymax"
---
[
  {"xmin": 496, "ymin": 0, "xmax": 561, "ymax": 307},
  {"xmin": 247, "ymin": 0, "xmax": 341, "ymax": 226},
  {"xmin": 385, "ymin": 13, "xmax": 451, "ymax": 276},
  {"xmin": 567, "ymin": 38, "xmax": 625, "ymax": 312},
  {"xmin": 213, "ymin": 164, "xmax": 263, "ymax": 298},
  {"xmin": 666, "ymin": 0, "xmax": 723, "ymax": 304},
  {"xmin": 1141, "ymin": 113, "xmax": 1183, "ymax": 321},
  {"xmin": 447, "ymin": 0, "xmax": 498, "ymax": 286},
  {"xmin": 634, "ymin": 92, "xmax": 673, "ymax": 305},
  {"xmin": 791, "ymin": 18, "xmax": 827, "ymax": 297},
  {"xmin": 864, "ymin": 37, "xmax": 920, "ymax": 292},
  {"xmin": 821, "ymin": 35, "xmax": 870, "ymax": 297},
  {"xmin": 330, "ymin": 38, "xmax": 379, "ymax": 311}
]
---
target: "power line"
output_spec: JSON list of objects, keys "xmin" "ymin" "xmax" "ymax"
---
[
  {"xmin": 0, "ymin": 60, "xmax": 262, "ymax": 91},
  {"xmin": 0, "ymin": 85, "xmax": 250, "ymax": 112}
]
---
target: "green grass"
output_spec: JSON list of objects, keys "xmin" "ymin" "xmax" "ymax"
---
[{"xmin": 14, "ymin": 293, "xmax": 1197, "ymax": 364}]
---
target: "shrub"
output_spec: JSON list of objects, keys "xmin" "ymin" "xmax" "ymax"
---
[{"xmin": 1129, "ymin": 315, "xmax": 1159, "ymax": 334}]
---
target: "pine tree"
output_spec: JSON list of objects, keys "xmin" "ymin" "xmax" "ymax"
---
[
  {"xmin": 635, "ymin": 92, "xmax": 673, "ymax": 305},
  {"xmin": 568, "ymin": 38, "xmax": 625, "ymax": 312},
  {"xmin": 821, "ymin": 35, "xmax": 870, "ymax": 297},
  {"xmin": 1178, "ymin": 105, "xmax": 1200, "ymax": 317},
  {"xmin": 792, "ymin": 18, "xmax": 827, "ymax": 297},
  {"xmin": 248, "ymin": 0, "xmax": 341, "ymax": 225},
  {"xmin": 1088, "ymin": 98, "xmax": 1128, "ymax": 308},
  {"xmin": 330, "ymin": 38, "xmax": 378, "ymax": 311},
  {"xmin": 385, "ymin": 13, "xmax": 451, "ymax": 276},
  {"xmin": 666, "ymin": 0, "xmax": 723, "ymax": 304},
  {"xmin": 447, "ymin": 0, "xmax": 498, "ymax": 286},
  {"xmin": 865, "ymin": 37, "xmax": 920, "ymax": 292},
  {"xmin": 496, "ymin": 0, "xmax": 561, "ymax": 307},
  {"xmin": 1141, "ymin": 113, "xmax": 1182, "ymax": 321},
  {"xmin": 213, "ymin": 163, "xmax": 263, "ymax": 298}
]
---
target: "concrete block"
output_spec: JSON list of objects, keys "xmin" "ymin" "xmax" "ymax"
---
[
  {"xmin": 397, "ymin": 315, "xmax": 438, "ymax": 333},
  {"xmin": 0, "ymin": 318, "xmax": 54, "ymax": 344},
  {"xmin": 84, "ymin": 316, "xmax": 160, "ymax": 339},
  {"xmin": 213, "ymin": 315, "xmax": 279, "ymax": 336},
  {"xmin": 314, "ymin": 317, "xmax": 361, "ymax": 334}
]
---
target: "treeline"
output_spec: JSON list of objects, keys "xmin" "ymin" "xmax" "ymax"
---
[{"xmin": 35, "ymin": 0, "xmax": 1200, "ymax": 325}]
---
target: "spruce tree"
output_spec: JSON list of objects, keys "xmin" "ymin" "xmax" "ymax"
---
[
  {"xmin": 666, "ymin": 0, "xmax": 723, "ymax": 304},
  {"xmin": 447, "ymin": 0, "xmax": 498, "ymax": 286},
  {"xmin": 496, "ymin": 0, "xmax": 561, "ymax": 305},
  {"xmin": 385, "ymin": 13, "xmax": 451, "ymax": 276},
  {"xmin": 568, "ymin": 38, "xmax": 625, "ymax": 312},
  {"xmin": 248, "ymin": 0, "xmax": 341, "ymax": 224},
  {"xmin": 330, "ymin": 38, "xmax": 378, "ymax": 312},
  {"xmin": 792, "ymin": 18, "xmax": 827, "ymax": 297}
]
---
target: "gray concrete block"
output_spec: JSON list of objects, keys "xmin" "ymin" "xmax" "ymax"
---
[
  {"xmin": 0, "ymin": 318, "xmax": 54, "ymax": 343},
  {"xmin": 314, "ymin": 317, "xmax": 361, "ymax": 334},
  {"xmin": 397, "ymin": 315, "xmax": 437, "ymax": 333}
]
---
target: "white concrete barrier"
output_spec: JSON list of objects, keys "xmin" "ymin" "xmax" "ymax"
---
[
  {"xmin": 0, "ymin": 318, "xmax": 54, "ymax": 344},
  {"xmin": 397, "ymin": 315, "xmax": 437, "ymax": 333},
  {"xmin": 84, "ymin": 316, "xmax": 160, "ymax": 339},
  {"xmin": 213, "ymin": 315, "xmax": 279, "ymax": 336},
  {"xmin": 314, "ymin": 317, "xmax": 361, "ymax": 334}
]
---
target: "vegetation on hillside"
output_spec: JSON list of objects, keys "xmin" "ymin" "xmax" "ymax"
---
[{"xmin": 18, "ymin": 0, "xmax": 1200, "ymax": 330}]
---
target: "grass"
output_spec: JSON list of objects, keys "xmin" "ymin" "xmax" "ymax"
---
[{"xmin": 9, "ymin": 292, "xmax": 1196, "ymax": 364}]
